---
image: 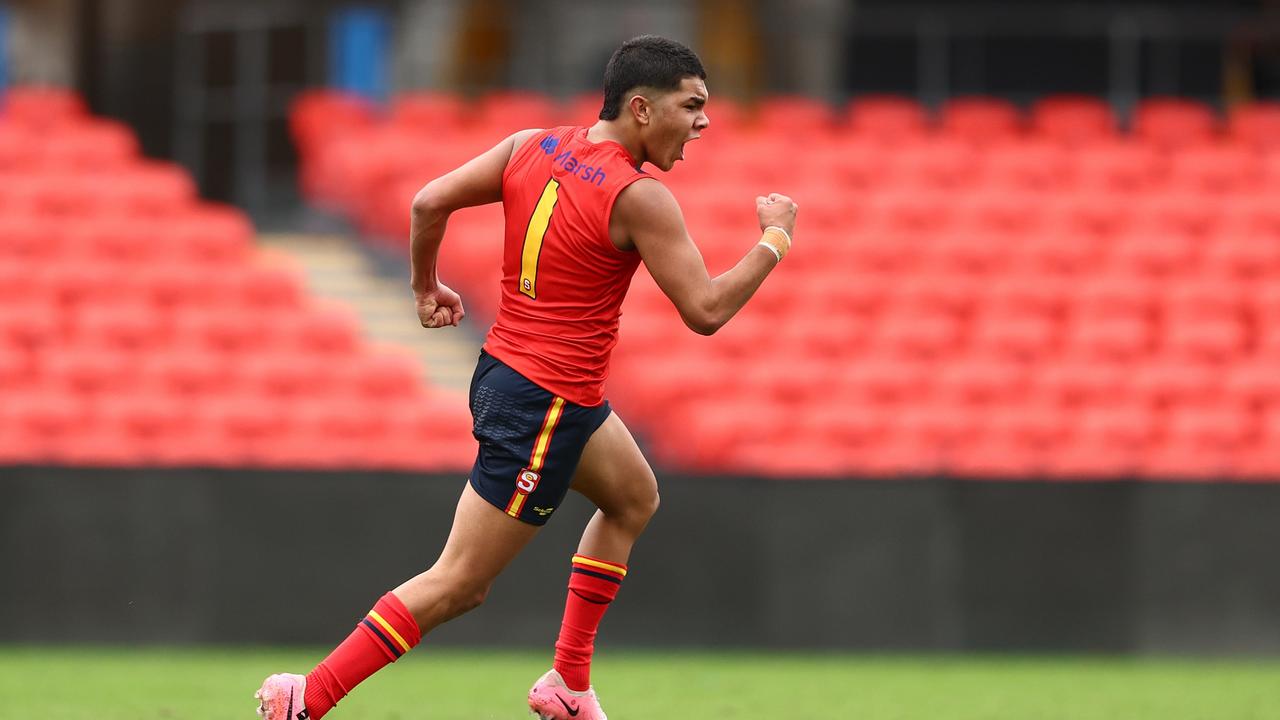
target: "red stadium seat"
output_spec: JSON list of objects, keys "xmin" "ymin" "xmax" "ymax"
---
[
  {"xmin": 980, "ymin": 273, "xmax": 1073, "ymax": 317},
  {"xmin": 286, "ymin": 302, "xmax": 362, "ymax": 356},
  {"xmin": 1075, "ymin": 401, "xmax": 1157, "ymax": 449},
  {"xmin": 1069, "ymin": 142, "xmax": 1162, "ymax": 194},
  {"xmin": 1132, "ymin": 192, "xmax": 1225, "ymax": 240},
  {"xmin": 839, "ymin": 356, "xmax": 933, "ymax": 404},
  {"xmin": 1052, "ymin": 190, "xmax": 1136, "ymax": 238},
  {"xmin": 476, "ymin": 91, "xmax": 559, "ymax": 134},
  {"xmin": 1165, "ymin": 144, "xmax": 1262, "ymax": 195},
  {"xmin": 0, "ymin": 345, "xmax": 33, "ymax": 393},
  {"xmin": 827, "ymin": 137, "xmax": 896, "ymax": 190},
  {"xmin": 0, "ymin": 124, "xmax": 43, "ymax": 170},
  {"xmin": 755, "ymin": 95, "xmax": 838, "ymax": 134},
  {"xmin": 241, "ymin": 352, "xmax": 344, "ymax": 400},
  {"xmin": 74, "ymin": 302, "xmax": 171, "ymax": 353},
  {"xmin": 348, "ymin": 350, "xmax": 431, "ymax": 404},
  {"xmin": 1030, "ymin": 95, "xmax": 1117, "ymax": 145},
  {"xmin": 169, "ymin": 204, "xmax": 254, "ymax": 263},
  {"xmin": 96, "ymin": 392, "xmax": 197, "ymax": 456},
  {"xmin": 389, "ymin": 91, "xmax": 468, "ymax": 132},
  {"xmin": 981, "ymin": 140, "xmax": 1073, "ymax": 191},
  {"xmin": 1106, "ymin": 229, "xmax": 1199, "ymax": 277},
  {"xmin": 42, "ymin": 119, "xmax": 139, "ymax": 170},
  {"xmin": 142, "ymin": 350, "xmax": 240, "ymax": 398},
  {"xmin": 872, "ymin": 310, "xmax": 964, "ymax": 359},
  {"xmin": 1164, "ymin": 402, "xmax": 1252, "ymax": 451},
  {"xmin": 1031, "ymin": 359, "xmax": 1131, "ymax": 407},
  {"xmin": 928, "ymin": 231, "xmax": 1018, "ymax": 276},
  {"xmin": 1228, "ymin": 101, "xmax": 1280, "ymax": 150},
  {"xmin": 1160, "ymin": 276, "xmax": 1247, "ymax": 320},
  {"xmin": 1129, "ymin": 360, "xmax": 1219, "ymax": 406},
  {"xmin": 1224, "ymin": 361, "xmax": 1280, "ymax": 406},
  {"xmin": 0, "ymin": 302, "xmax": 62, "ymax": 353},
  {"xmin": 1203, "ymin": 234, "xmax": 1280, "ymax": 279},
  {"xmin": 983, "ymin": 399, "xmax": 1072, "ymax": 448},
  {"xmin": 892, "ymin": 270, "xmax": 984, "ymax": 316},
  {"xmin": 934, "ymin": 357, "xmax": 1031, "ymax": 405},
  {"xmin": 44, "ymin": 347, "xmax": 143, "ymax": 397},
  {"xmin": 1010, "ymin": 232, "xmax": 1106, "ymax": 277},
  {"xmin": 892, "ymin": 399, "xmax": 984, "ymax": 451},
  {"xmin": 1, "ymin": 86, "xmax": 88, "ymax": 127},
  {"xmin": 233, "ymin": 262, "xmax": 306, "ymax": 310},
  {"xmin": 1042, "ymin": 435, "xmax": 1140, "ymax": 479},
  {"xmin": 1064, "ymin": 312, "xmax": 1157, "ymax": 358},
  {"xmin": 846, "ymin": 95, "xmax": 929, "ymax": 140},
  {"xmin": 1071, "ymin": 272, "xmax": 1157, "ymax": 320},
  {"xmin": 1131, "ymin": 97, "xmax": 1219, "ymax": 148},
  {"xmin": 891, "ymin": 139, "xmax": 978, "ymax": 190},
  {"xmin": 947, "ymin": 435, "xmax": 1040, "ymax": 478},
  {"xmin": 850, "ymin": 432, "xmax": 940, "ymax": 476},
  {"xmin": 940, "ymin": 96, "xmax": 1022, "ymax": 144},
  {"xmin": 172, "ymin": 306, "xmax": 287, "ymax": 356},
  {"xmin": 1160, "ymin": 314, "xmax": 1246, "ymax": 363},
  {"xmin": 969, "ymin": 312, "xmax": 1059, "ymax": 361},
  {"xmin": 953, "ymin": 190, "xmax": 1050, "ymax": 236}
]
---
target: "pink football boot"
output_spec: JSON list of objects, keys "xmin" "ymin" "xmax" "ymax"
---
[
  {"xmin": 528, "ymin": 668, "xmax": 608, "ymax": 720},
  {"xmin": 255, "ymin": 673, "xmax": 309, "ymax": 720}
]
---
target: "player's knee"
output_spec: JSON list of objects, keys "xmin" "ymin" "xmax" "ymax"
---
[
  {"xmin": 617, "ymin": 487, "xmax": 659, "ymax": 534},
  {"xmin": 641, "ymin": 489, "xmax": 660, "ymax": 522},
  {"xmin": 446, "ymin": 580, "xmax": 490, "ymax": 616}
]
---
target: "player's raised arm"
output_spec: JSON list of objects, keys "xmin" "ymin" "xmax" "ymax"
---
[
  {"xmin": 618, "ymin": 178, "xmax": 797, "ymax": 335},
  {"xmin": 409, "ymin": 128, "xmax": 542, "ymax": 328}
]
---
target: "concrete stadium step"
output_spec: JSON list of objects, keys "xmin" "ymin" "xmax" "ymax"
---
[{"xmin": 258, "ymin": 233, "xmax": 480, "ymax": 392}]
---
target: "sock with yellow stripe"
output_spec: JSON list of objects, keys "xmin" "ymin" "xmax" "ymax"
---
[
  {"xmin": 304, "ymin": 591, "xmax": 421, "ymax": 719},
  {"xmin": 553, "ymin": 554, "xmax": 627, "ymax": 692}
]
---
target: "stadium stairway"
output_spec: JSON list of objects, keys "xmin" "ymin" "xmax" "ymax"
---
[{"xmin": 258, "ymin": 233, "xmax": 481, "ymax": 392}]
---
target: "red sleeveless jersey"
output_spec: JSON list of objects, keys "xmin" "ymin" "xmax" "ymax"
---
[{"xmin": 483, "ymin": 126, "xmax": 651, "ymax": 407}]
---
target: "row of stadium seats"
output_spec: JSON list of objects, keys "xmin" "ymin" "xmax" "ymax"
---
[
  {"xmin": 0, "ymin": 87, "xmax": 476, "ymax": 471},
  {"xmin": 290, "ymin": 88, "xmax": 1280, "ymax": 147},
  {"xmin": 0, "ymin": 388, "xmax": 475, "ymax": 470},
  {"xmin": 288, "ymin": 89, "xmax": 1280, "ymax": 481},
  {"xmin": 290, "ymin": 90, "xmax": 1280, "ymax": 242}
]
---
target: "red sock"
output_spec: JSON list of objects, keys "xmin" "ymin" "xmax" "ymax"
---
[
  {"xmin": 553, "ymin": 554, "xmax": 627, "ymax": 692},
  {"xmin": 304, "ymin": 591, "xmax": 421, "ymax": 719}
]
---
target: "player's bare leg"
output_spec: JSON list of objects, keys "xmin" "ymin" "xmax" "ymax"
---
[
  {"xmin": 529, "ymin": 412, "xmax": 658, "ymax": 720},
  {"xmin": 258, "ymin": 483, "xmax": 540, "ymax": 720},
  {"xmin": 570, "ymin": 412, "xmax": 660, "ymax": 565},
  {"xmin": 393, "ymin": 482, "xmax": 542, "ymax": 631}
]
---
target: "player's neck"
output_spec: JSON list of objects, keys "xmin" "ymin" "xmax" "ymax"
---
[{"xmin": 586, "ymin": 121, "xmax": 645, "ymax": 170}]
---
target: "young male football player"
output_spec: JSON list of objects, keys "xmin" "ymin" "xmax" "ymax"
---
[{"xmin": 257, "ymin": 34, "xmax": 797, "ymax": 720}]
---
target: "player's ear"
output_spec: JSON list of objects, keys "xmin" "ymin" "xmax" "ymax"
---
[{"xmin": 628, "ymin": 93, "xmax": 651, "ymax": 125}]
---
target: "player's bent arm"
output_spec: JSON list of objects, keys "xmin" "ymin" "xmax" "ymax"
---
[
  {"xmin": 620, "ymin": 180, "xmax": 778, "ymax": 336},
  {"xmin": 409, "ymin": 128, "xmax": 542, "ymax": 293}
]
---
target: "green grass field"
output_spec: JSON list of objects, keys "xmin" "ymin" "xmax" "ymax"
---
[{"xmin": 0, "ymin": 647, "xmax": 1277, "ymax": 720}]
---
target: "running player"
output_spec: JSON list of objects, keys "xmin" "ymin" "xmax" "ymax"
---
[{"xmin": 256, "ymin": 35, "xmax": 797, "ymax": 720}]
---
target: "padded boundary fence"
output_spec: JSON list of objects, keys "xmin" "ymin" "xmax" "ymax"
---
[{"xmin": 2, "ymin": 467, "xmax": 1278, "ymax": 654}]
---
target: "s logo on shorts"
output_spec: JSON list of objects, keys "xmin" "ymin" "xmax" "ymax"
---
[{"xmin": 517, "ymin": 468, "xmax": 541, "ymax": 494}]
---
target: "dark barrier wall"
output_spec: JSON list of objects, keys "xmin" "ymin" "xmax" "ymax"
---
[{"xmin": 3, "ymin": 467, "xmax": 1279, "ymax": 654}]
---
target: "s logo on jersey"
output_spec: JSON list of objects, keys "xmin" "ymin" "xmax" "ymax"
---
[{"xmin": 517, "ymin": 469, "xmax": 541, "ymax": 494}]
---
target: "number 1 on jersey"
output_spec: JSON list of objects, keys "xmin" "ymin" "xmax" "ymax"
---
[{"xmin": 520, "ymin": 178, "xmax": 560, "ymax": 299}]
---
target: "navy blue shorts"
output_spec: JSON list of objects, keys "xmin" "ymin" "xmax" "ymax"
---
[{"xmin": 468, "ymin": 350, "xmax": 611, "ymax": 526}]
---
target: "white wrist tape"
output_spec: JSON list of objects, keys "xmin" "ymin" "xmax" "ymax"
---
[{"xmin": 758, "ymin": 226, "xmax": 792, "ymax": 262}]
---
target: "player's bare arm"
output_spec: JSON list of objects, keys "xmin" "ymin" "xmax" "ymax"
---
[
  {"xmin": 617, "ymin": 178, "xmax": 798, "ymax": 335},
  {"xmin": 410, "ymin": 127, "xmax": 542, "ymax": 328}
]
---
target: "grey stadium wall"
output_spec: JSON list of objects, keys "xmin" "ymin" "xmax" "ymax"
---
[{"xmin": 2, "ymin": 466, "xmax": 1279, "ymax": 654}]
